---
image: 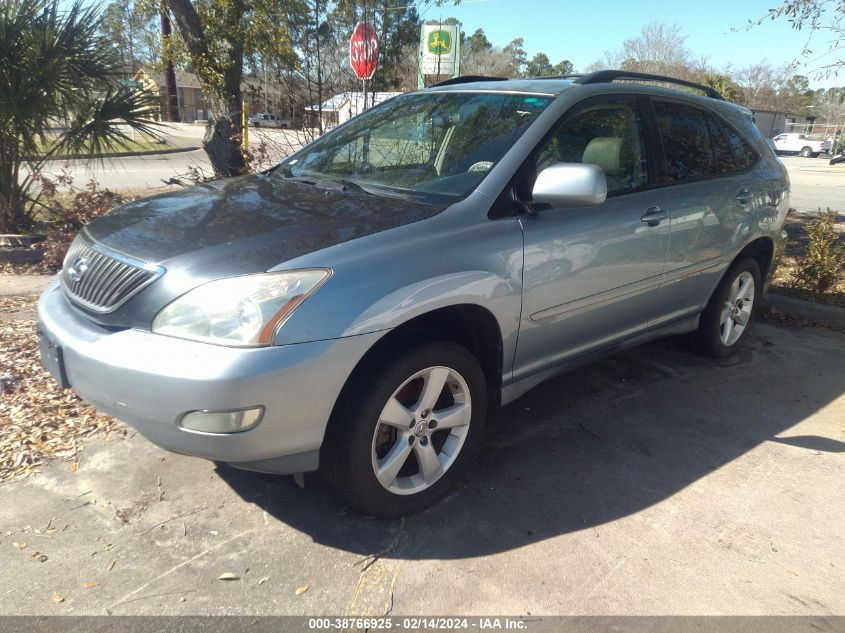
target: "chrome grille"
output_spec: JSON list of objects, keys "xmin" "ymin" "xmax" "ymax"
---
[{"xmin": 61, "ymin": 236, "xmax": 164, "ymax": 313}]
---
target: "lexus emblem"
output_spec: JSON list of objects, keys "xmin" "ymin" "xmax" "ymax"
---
[{"xmin": 67, "ymin": 256, "xmax": 90, "ymax": 283}]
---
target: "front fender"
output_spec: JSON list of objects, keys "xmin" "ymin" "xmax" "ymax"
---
[
  {"xmin": 288, "ymin": 270, "xmax": 522, "ymax": 382},
  {"xmin": 343, "ymin": 271, "xmax": 518, "ymax": 336}
]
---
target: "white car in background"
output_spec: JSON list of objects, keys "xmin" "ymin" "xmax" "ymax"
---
[
  {"xmin": 249, "ymin": 113, "xmax": 289, "ymax": 128},
  {"xmin": 771, "ymin": 133, "xmax": 825, "ymax": 157}
]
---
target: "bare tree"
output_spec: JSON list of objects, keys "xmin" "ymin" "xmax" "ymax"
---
[
  {"xmin": 589, "ymin": 21, "xmax": 697, "ymax": 78},
  {"xmin": 462, "ymin": 46, "xmax": 516, "ymax": 77},
  {"xmin": 735, "ymin": 63, "xmax": 788, "ymax": 110}
]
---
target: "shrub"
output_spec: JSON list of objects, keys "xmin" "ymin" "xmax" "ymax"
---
[
  {"xmin": 791, "ymin": 211, "xmax": 845, "ymax": 299},
  {"xmin": 20, "ymin": 174, "xmax": 129, "ymax": 272}
]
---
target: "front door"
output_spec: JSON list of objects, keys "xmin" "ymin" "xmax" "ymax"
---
[{"xmin": 514, "ymin": 95, "xmax": 669, "ymax": 381}]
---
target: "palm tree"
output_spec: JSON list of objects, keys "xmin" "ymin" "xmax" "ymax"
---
[{"xmin": 0, "ymin": 0, "xmax": 161, "ymax": 234}]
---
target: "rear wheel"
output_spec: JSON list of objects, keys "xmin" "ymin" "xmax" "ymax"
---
[
  {"xmin": 322, "ymin": 341, "xmax": 487, "ymax": 517},
  {"xmin": 688, "ymin": 257, "xmax": 761, "ymax": 358},
  {"xmin": 800, "ymin": 146, "xmax": 813, "ymax": 157}
]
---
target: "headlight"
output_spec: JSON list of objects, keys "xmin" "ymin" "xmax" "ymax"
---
[{"xmin": 152, "ymin": 269, "xmax": 330, "ymax": 347}]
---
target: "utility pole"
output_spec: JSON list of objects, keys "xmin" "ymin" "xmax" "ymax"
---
[
  {"xmin": 126, "ymin": 0, "xmax": 135, "ymax": 78},
  {"xmin": 161, "ymin": 1, "xmax": 181, "ymax": 122}
]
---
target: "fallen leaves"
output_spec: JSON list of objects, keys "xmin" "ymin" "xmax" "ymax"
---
[
  {"xmin": 51, "ymin": 592, "xmax": 64, "ymax": 603},
  {"xmin": 760, "ymin": 306, "xmax": 827, "ymax": 329},
  {"xmin": 0, "ymin": 297, "xmax": 121, "ymax": 480},
  {"xmin": 83, "ymin": 581, "xmax": 99, "ymax": 589},
  {"xmin": 295, "ymin": 585, "xmax": 309, "ymax": 595},
  {"xmin": 106, "ymin": 560, "xmax": 116, "ymax": 572},
  {"xmin": 217, "ymin": 572, "xmax": 240, "ymax": 581}
]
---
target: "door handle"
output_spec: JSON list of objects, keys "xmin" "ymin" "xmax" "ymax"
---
[
  {"xmin": 736, "ymin": 189, "xmax": 754, "ymax": 204},
  {"xmin": 641, "ymin": 207, "xmax": 668, "ymax": 227}
]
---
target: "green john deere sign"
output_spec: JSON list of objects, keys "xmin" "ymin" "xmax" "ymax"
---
[{"xmin": 427, "ymin": 29, "xmax": 452, "ymax": 55}]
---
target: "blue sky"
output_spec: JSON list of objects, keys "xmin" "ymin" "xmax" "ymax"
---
[{"xmin": 421, "ymin": 0, "xmax": 843, "ymax": 89}]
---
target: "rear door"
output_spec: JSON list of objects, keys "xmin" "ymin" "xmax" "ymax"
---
[
  {"xmin": 649, "ymin": 98, "xmax": 763, "ymax": 324},
  {"xmin": 513, "ymin": 95, "xmax": 670, "ymax": 380}
]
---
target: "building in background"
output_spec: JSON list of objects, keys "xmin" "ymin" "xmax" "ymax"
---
[
  {"xmin": 753, "ymin": 109, "xmax": 817, "ymax": 138},
  {"xmin": 134, "ymin": 68, "xmax": 284, "ymax": 124},
  {"xmin": 304, "ymin": 92, "xmax": 402, "ymax": 130}
]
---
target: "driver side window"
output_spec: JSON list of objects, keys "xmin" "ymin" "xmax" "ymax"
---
[{"xmin": 534, "ymin": 99, "xmax": 648, "ymax": 195}]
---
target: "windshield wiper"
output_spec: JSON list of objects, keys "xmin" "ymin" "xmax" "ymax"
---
[
  {"xmin": 328, "ymin": 178, "xmax": 412, "ymax": 199},
  {"xmin": 320, "ymin": 177, "xmax": 373, "ymax": 195},
  {"xmin": 281, "ymin": 172, "xmax": 408, "ymax": 199}
]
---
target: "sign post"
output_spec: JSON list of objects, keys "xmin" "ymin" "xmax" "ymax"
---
[
  {"xmin": 242, "ymin": 100, "xmax": 248, "ymax": 152},
  {"xmin": 418, "ymin": 21, "xmax": 461, "ymax": 89},
  {"xmin": 350, "ymin": 21, "xmax": 379, "ymax": 112}
]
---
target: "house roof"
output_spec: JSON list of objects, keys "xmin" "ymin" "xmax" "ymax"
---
[{"xmin": 305, "ymin": 91, "xmax": 403, "ymax": 112}]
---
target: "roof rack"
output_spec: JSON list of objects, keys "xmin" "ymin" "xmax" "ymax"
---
[
  {"xmin": 570, "ymin": 70, "xmax": 725, "ymax": 100},
  {"xmin": 426, "ymin": 71, "xmax": 724, "ymax": 100},
  {"xmin": 523, "ymin": 74, "xmax": 585, "ymax": 81},
  {"xmin": 429, "ymin": 75, "xmax": 507, "ymax": 87}
]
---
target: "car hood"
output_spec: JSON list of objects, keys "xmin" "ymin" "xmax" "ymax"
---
[{"xmin": 84, "ymin": 173, "xmax": 447, "ymax": 277}]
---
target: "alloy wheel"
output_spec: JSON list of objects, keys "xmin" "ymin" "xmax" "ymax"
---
[
  {"xmin": 370, "ymin": 365, "xmax": 472, "ymax": 495},
  {"xmin": 719, "ymin": 271, "xmax": 755, "ymax": 346}
]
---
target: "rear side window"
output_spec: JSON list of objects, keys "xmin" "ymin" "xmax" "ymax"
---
[
  {"xmin": 705, "ymin": 115, "xmax": 737, "ymax": 175},
  {"xmin": 653, "ymin": 101, "xmax": 755, "ymax": 183},
  {"xmin": 654, "ymin": 101, "xmax": 714, "ymax": 182},
  {"xmin": 720, "ymin": 122, "xmax": 757, "ymax": 171}
]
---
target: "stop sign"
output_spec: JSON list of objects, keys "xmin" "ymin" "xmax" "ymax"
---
[{"xmin": 350, "ymin": 22, "xmax": 379, "ymax": 80}]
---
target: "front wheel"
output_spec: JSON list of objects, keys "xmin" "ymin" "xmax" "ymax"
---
[
  {"xmin": 688, "ymin": 257, "xmax": 761, "ymax": 358},
  {"xmin": 322, "ymin": 341, "xmax": 488, "ymax": 517}
]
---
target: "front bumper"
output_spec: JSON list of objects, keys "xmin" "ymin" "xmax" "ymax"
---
[{"xmin": 37, "ymin": 280, "xmax": 383, "ymax": 473}]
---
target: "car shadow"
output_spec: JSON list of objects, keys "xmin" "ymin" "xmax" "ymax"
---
[{"xmin": 215, "ymin": 323, "xmax": 845, "ymax": 560}]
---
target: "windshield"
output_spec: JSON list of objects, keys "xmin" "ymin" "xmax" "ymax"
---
[{"xmin": 278, "ymin": 92, "xmax": 553, "ymax": 201}]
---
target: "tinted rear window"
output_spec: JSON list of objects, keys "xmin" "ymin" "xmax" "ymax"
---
[
  {"xmin": 654, "ymin": 101, "xmax": 758, "ymax": 182},
  {"xmin": 705, "ymin": 114, "xmax": 738, "ymax": 175},
  {"xmin": 721, "ymin": 122, "xmax": 758, "ymax": 170},
  {"xmin": 654, "ymin": 101, "xmax": 714, "ymax": 182}
]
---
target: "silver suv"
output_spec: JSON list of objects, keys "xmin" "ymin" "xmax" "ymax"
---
[{"xmin": 38, "ymin": 71, "xmax": 789, "ymax": 517}]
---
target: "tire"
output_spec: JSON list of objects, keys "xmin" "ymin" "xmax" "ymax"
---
[
  {"xmin": 688, "ymin": 257, "xmax": 761, "ymax": 358},
  {"xmin": 800, "ymin": 146, "xmax": 813, "ymax": 157},
  {"xmin": 253, "ymin": 122, "xmax": 260, "ymax": 128},
  {"xmin": 321, "ymin": 341, "xmax": 488, "ymax": 518}
]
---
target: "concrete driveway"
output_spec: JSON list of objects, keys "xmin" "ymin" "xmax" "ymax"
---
[{"xmin": 1, "ymin": 320, "xmax": 843, "ymax": 616}]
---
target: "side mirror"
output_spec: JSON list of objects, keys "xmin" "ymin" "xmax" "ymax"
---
[{"xmin": 532, "ymin": 163, "xmax": 607, "ymax": 208}]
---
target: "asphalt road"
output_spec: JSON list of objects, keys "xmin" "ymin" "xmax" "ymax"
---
[
  {"xmin": 36, "ymin": 148, "xmax": 214, "ymax": 191},
  {"xmin": 779, "ymin": 156, "xmax": 845, "ymax": 212},
  {"xmin": 1, "ymin": 319, "xmax": 843, "ymax": 616},
  {"xmin": 29, "ymin": 125, "xmax": 305, "ymax": 191}
]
